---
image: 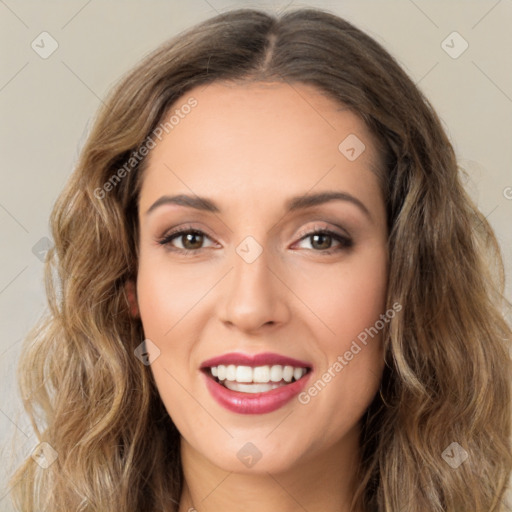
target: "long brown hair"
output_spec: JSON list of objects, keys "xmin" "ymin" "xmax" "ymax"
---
[{"xmin": 9, "ymin": 7, "xmax": 511, "ymax": 511}]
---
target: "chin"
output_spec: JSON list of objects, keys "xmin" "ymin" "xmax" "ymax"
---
[{"xmin": 184, "ymin": 431, "xmax": 311, "ymax": 475}]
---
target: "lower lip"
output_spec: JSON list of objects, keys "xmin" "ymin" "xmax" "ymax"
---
[{"xmin": 203, "ymin": 372, "xmax": 311, "ymax": 414}]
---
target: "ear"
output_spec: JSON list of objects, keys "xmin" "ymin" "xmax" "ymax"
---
[{"xmin": 125, "ymin": 279, "xmax": 140, "ymax": 318}]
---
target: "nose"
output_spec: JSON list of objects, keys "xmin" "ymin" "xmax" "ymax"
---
[{"xmin": 218, "ymin": 245, "xmax": 291, "ymax": 334}]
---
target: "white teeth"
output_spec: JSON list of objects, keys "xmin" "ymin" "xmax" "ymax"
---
[
  {"xmin": 208, "ymin": 364, "xmax": 308, "ymax": 385},
  {"xmin": 293, "ymin": 367, "xmax": 305, "ymax": 381},
  {"xmin": 235, "ymin": 365, "xmax": 253, "ymax": 383},
  {"xmin": 224, "ymin": 381, "xmax": 283, "ymax": 393},
  {"xmin": 226, "ymin": 364, "xmax": 236, "ymax": 381},
  {"xmin": 270, "ymin": 365, "xmax": 283, "ymax": 382},
  {"xmin": 253, "ymin": 366, "xmax": 270, "ymax": 383},
  {"xmin": 283, "ymin": 365, "xmax": 294, "ymax": 383},
  {"xmin": 217, "ymin": 365, "xmax": 227, "ymax": 380}
]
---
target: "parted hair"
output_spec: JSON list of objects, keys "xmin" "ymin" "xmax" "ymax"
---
[{"xmin": 9, "ymin": 7, "xmax": 511, "ymax": 512}]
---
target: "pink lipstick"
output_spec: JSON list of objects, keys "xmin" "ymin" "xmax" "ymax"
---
[{"xmin": 200, "ymin": 352, "xmax": 312, "ymax": 414}]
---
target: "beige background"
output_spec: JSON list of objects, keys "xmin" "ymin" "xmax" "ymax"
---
[{"xmin": 1, "ymin": 0, "xmax": 511, "ymax": 509}]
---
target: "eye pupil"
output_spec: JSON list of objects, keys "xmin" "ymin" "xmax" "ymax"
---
[
  {"xmin": 183, "ymin": 232, "xmax": 203, "ymax": 249},
  {"xmin": 311, "ymin": 233, "xmax": 331, "ymax": 250}
]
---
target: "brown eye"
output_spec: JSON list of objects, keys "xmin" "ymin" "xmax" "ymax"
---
[
  {"xmin": 158, "ymin": 228, "xmax": 215, "ymax": 253},
  {"xmin": 296, "ymin": 228, "xmax": 353, "ymax": 253},
  {"xmin": 310, "ymin": 232, "xmax": 333, "ymax": 250},
  {"xmin": 178, "ymin": 231, "xmax": 205, "ymax": 250}
]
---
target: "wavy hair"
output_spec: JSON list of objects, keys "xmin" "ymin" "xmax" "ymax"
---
[{"xmin": 9, "ymin": 7, "xmax": 511, "ymax": 511}]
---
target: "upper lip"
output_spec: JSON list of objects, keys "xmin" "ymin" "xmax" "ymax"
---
[{"xmin": 200, "ymin": 352, "xmax": 312, "ymax": 369}]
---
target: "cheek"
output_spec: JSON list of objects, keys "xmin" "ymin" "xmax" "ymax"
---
[
  {"xmin": 136, "ymin": 254, "xmax": 203, "ymax": 337},
  {"xmin": 136, "ymin": 261, "xmax": 197, "ymax": 426},
  {"xmin": 135, "ymin": 254, "xmax": 206, "ymax": 374},
  {"xmin": 291, "ymin": 245, "xmax": 388, "ymax": 350},
  {"xmin": 298, "ymin": 286, "xmax": 386, "ymax": 443},
  {"xmin": 291, "ymin": 245, "xmax": 387, "ymax": 415}
]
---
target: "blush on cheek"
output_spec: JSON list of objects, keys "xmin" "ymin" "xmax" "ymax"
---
[{"xmin": 314, "ymin": 278, "xmax": 387, "ymax": 351}]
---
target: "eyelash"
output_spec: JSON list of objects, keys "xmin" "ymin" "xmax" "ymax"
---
[{"xmin": 157, "ymin": 224, "xmax": 353, "ymax": 256}]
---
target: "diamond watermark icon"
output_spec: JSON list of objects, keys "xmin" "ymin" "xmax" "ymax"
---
[
  {"xmin": 237, "ymin": 442, "xmax": 262, "ymax": 468},
  {"xmin": 134, "ymin": 338, "xmax": 161, "ymax": 366},
  {"xmin": 31, "ymin": 442, "xmax": 58, "ymax": 468},
  {"xmin": 236, "ymin": 236, "xmax": 263, "ymax": 264},
  {"xmin": 441, "ymin": 31, "xmax": 469, "ymax": 59},
  {"xmin": 338, "ymin": 134, "xmax": 366, "ymax": 161},
  {"xmin": 31, "ymin": 31, "xmax": 59, "ymax": 59},
  {"xmin": 32, "ymin": 236, "xmax": 53, "ymax": 262},
  {"xmin": 441, "ymin": 442, "xmax": 468, "ymax": 468}
]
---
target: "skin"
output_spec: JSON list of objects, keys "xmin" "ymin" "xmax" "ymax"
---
[{"xmin": 127, "ymin": 81, "xmax": 388, "ymax": 512}]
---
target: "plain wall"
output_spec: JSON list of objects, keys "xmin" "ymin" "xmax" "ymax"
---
[{"xmin": 1, "ymin": 0, "xmax": 511, "ymax": 509}]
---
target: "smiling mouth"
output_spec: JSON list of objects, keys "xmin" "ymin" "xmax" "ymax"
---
[{"xmin": 203, "ymin": 364, "xmax": 311, "ymax": 394}]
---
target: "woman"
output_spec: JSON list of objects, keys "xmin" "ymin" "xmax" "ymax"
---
[{"xmin": 10, "ymin": 7, "xmax": 511, "ymax": 512}]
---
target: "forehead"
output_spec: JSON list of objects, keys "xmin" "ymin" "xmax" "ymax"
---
[{"xmin": 138, "ymin": 81, "xmax": 384, "ymax": 217}]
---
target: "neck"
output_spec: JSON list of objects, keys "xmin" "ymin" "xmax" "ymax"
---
[{"xmin": 177, "ymin": 426, "xmax": 363, "ymax": 512}]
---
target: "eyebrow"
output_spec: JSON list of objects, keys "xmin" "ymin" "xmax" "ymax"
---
[{"xmin": 145, "ymin": 191, "xmax": 371, "ymax": 219}]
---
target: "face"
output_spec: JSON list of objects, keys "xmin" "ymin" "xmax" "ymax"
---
[{"xmin": 133, "ymin": 81, "xmax": 388, "ymax": 474}]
